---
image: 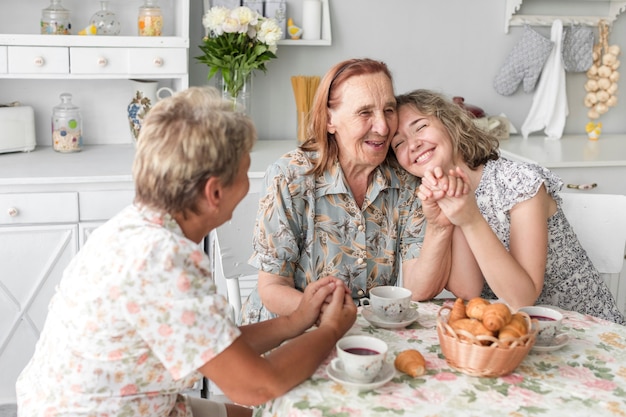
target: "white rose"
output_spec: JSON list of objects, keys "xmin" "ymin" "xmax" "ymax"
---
[
  {"xmin": 222, "ymin": 16, "xmax": 243, "ymax": 34},
  {"xmin": 257, "ymin": 19, "xmax": 282, "ymax": 46},
  {"xmin": 203, "ymin": 7, "xmax": 229, "ymax": 35},
  {"xmin": 232, "ymin": 6, "xmax": 259, "ymax": 29}
]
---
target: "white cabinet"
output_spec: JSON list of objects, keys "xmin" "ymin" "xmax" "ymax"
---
[
  {"xmin": 0, "ymin": 204, "xmax": 79, "ymax": 404},
  {"xmin": 0, "ymin": 145, "xmax": 136, "ymax": 403},
  {"xmin": 0, "ymin": 0, "xmax": 190, "ymax": 146}
]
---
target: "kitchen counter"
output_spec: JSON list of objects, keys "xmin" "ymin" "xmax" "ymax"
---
[
  {"xmin": 499, "ymin": 134, "xmax": 626, "ymax": 195},
  {"xmin": 0, "ymin": 140, "xmax": 297, "ymax": 192},
  {"xmin": 499, "ymin": 134, "xmax": 626, "ymax": 168}
]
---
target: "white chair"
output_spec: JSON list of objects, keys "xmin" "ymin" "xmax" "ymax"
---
[
  {"xmin": 213, "ymin": 192, "xmax": 260, "ymax": 323},
  {"xmin": 559, "ymin": 192, "xmax": 626, "ymax": 314}
]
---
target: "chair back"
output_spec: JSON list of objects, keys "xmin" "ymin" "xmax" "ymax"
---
[
  {"xmin": 214, "ymin": 192, "xmax": 260, "ymax": 322},
  {"xmin": 559, "ymin": 192, "xmax": 626, "ymax": 314},
  {"xmin": 559, "ymin": 193, "xmax": 626, "ymax": 274}
]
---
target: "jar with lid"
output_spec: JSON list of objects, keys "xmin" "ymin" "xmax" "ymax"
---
[
  {"xmin": 41, "ymin": 0, "xmax": 71, "ymax": 35},
  {"xmin": 138, "ymin": 0, "xmax": 163, "ymax": 36},
  {"xmin": 88, "ymin": 1, "xmax": 121, "ymax": 36},
  {"xmin": 51, "ymin": 93, "xmax": 83, "ymax": 153}
]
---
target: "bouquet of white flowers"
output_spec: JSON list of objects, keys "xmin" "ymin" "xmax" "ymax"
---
[{"xmin": 196, "ymin": 6, "xmax": 282, "ymax": 101}]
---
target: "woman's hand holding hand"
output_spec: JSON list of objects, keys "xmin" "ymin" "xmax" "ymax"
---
[
  {"xmin": 423, "ymin": 167, "xmax": 482, "ymax": 227},
  {"xmin": 418, "ymin": 167, "xmax": 469, "ymax": 228},
  {"xmin": 317, "ymin": 279, "xmax": 357, "ymax": 338},
  {"xmin": 289, "ymin": 277, "xmax": 355, "ymax": 335}
]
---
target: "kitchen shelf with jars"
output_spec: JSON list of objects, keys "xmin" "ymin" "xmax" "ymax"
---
[{"xmin": 0, "ymin": 0, "xmax": 189, "ymax": 147}]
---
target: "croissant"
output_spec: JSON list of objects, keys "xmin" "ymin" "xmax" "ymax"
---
[
  {"xmin": 450, "ymin": 318, "xmax": 494, "ymax": 344},
  {"xmin": 498, "ymin": 313, "xmax": 528, "ymax": 344},
  {"xmin": 466, "ymin": 297, "xmax": 490, "ymax": 320},
  {"xmin": 394, "ymin": 349, "xmax": 426, "ymax": 377},
  {"xmin": 448, "ymin": 298, "xmax": 467, "ymax": 323},
  {"xmin": 509, "ymin": 313, "xmax": 529, "ymax": 334},
  {"xmin": 482, "ymin": 303, "xmax": 512, "ymax": 332}
]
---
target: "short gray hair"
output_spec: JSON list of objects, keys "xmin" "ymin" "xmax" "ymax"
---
[{"xmin": 133, "ymin": 86, "xmax": 256, "ymax": 214}]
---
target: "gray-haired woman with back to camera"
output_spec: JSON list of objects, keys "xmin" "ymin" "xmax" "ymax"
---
[{"xmin": 16, "ymin": 86, "xmax": 357, "ymax": 417}]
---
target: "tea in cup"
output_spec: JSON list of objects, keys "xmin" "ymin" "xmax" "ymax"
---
[
  {"xmin": 360, "ymin": 286, "xmax": 412, "ymax": 322},
  {"xmin": 518, "ymin": 306, "xmax": 563, "ymax": 345},
  {"xmin": 331, "ymin": 335, "xmax": 388, "ymax": 383}
]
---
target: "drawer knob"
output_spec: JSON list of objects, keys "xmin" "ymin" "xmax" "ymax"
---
[
  {"xmin": 7, "ymin": 207, "xmax": 18, "ymax": 217},
  {"xmin": 33, "ymin": 56, "xmax": 45, "ymax": 67},
  {"xmin": 153, "ymin": 57, "xmax": 164, "ymax": 67},
  {"xmin": 97, "ymin": 57, "xmax": 108, "ymax": 67}
]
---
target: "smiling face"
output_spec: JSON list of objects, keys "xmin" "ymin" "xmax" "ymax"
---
[
  {"xmin": 391, "ymin": 104, "xmax": 458, "ymax": 178},
  {"xmin": 327, "ymin": 72, "xmax": 397, "ymax": 175}
]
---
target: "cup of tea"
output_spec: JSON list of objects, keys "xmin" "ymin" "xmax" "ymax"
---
[
  {"xmin": 518, "ymin": 306, "xmax": 563, "ymax": 345},
  {"xmin": 331, "ymin": 335, "xmax": 388, "ymax": 383},
  {"xmin": 360, "ymin": 286, "xmax": 412, "ymax": 322}
]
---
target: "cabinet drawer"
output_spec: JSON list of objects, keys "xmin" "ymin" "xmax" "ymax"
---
[
  {"xmin": 129, "ymin": 48, "xmax": 187, "ymax": 74},
  {"xmin": 0, "ymin": 192, "xmax": 78, "ymax": 225},
  {"xmin": 79, "ymin": 190, "xmax": 134, "ymax": 221},
  {"xmin": 551, "ymin": 166, "xmax": 626, "ymax": 195},
  {"xmin": 8, "ymin": 46, "xmax": 69, "ymax": 74},
  {"xmin": 0, "ymin": 46, "xmax": 7, "ymax": 74},
  {"xmin": 70, "ymin": 48, "xmax": 129, "ymax": 75}
]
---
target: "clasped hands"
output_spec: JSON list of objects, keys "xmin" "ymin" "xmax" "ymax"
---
[{"xmin": 417, "ymin": 166, "xmax": 481, "ymax": 228}]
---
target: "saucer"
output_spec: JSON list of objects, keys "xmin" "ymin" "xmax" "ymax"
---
[
  {"xmin": 532, "ymin": 333, "xmax": 570, "ymax": 352},
  {"xmin": 362, "ymin": 307, "xmax": 419, "ymax": 329},
  {"xmin": 326, "ymin": 361, "xmax": 395, "ymax": 392}
]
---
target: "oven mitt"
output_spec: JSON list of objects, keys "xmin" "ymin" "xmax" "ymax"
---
[
  {"xmin": 562, "ymin": 25, "xmax": 594, "ymax": 72},
  {"xmin": 493, "ymin": 25, "xmax": 554, "ymax": 96}
]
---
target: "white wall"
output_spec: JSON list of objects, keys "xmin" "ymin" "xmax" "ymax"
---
[{"xmin": 189, "ymin": 0, "xmax": 626, "ymax": 142}]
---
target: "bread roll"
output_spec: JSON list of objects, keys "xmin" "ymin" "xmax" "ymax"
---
[
  {"xmin": 394, "ymin": 349, "xmax": 426, "ymax": 377},
  {"xmin": 448, "ymin": 298, "xmax": 467, "ymax": 323},
  {"xmin": 482, "ymin": 303, "xmax": 512, "ymax": 332},
  {"xmin": 466, "ymin": 297, "xmax": 490, "ymax": 320}
]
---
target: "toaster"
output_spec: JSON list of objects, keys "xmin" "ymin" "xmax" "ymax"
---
[{"xmin": 0, "ymin": 105, "xmax": 36, "ymax": 154}]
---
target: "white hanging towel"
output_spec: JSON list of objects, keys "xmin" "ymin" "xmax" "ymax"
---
[{"xmin": 521, "ymin": 20, "xmax": 569, "ymax": 140}]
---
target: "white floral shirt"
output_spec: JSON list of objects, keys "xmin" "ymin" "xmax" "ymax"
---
[{"xmin": 16, "ymin": 205, "xmax": 240, "ymax": 416}]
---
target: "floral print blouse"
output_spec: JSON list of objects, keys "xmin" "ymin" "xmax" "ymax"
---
[
  {"xmin": 16, "ymin": 205, "xmax": 240, "ymax": 416},
  {"xmin": 478, "ymin": 158, "xmax": 625, "ymax": 324},
  {"xmin": 241, "ymin": 149, "xmax": 426, "ymax": 324}
]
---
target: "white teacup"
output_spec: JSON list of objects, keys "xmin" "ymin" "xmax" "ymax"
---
[
  {"xmin": 331, "ymin": 335, "xmax": 388, "ymax": 383},
  {"xmin": 518, "ymin": 306, "xmax": 563, "ymax": 345},
  {"xmin": 360, "ymin": 286, "xmax": 412, "ymax": 322}
]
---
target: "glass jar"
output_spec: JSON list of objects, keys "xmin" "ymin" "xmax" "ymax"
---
[
  {"xmin": 138, "ymin": 0, "xmax": 163, "ymax": 36},
  {"xmin": 89, "ymin": 1, "xmax": 121, "ymax": 36},
  {"xmin": 41, "ymin": 0, "xmax": 71, "ymax": 35},
  {"xmin": 51, "ymin": 93, "xmax": 83, "ymax": 153}
]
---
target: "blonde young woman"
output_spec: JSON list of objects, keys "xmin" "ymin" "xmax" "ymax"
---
[{"xmin": 391, "ymin": 89, "xmax": 624, "ymax": 324}]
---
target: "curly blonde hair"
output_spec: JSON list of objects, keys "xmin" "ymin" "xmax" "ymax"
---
[{"xmin": 394, "ymin": 89, "xmax": 499, "ymax": 169}]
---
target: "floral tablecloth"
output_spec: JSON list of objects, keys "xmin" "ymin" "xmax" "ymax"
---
[{"xmin": 254, "ymin": 300, "xmax": 626, "ymax": 417}]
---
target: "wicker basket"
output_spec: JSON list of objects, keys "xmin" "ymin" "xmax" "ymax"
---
[{"xmin": 437, "ymin": 306, "xmax": 538, "ymax": 377}]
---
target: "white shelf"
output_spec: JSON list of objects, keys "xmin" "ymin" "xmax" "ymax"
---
[
  {"xmin": 505, "ymin": 0, "xmax": 626, "ymax": 32},
  {"xmin": 0, "ymin": 0, "xmax": 190, "ymax": 146},
  {"xmin": 0, "ymin": 34, "xmax": 188, "ymax": 48},
  {"xmin": 277, "ymin": 0, "xmax": 332, "ymax": 46}
]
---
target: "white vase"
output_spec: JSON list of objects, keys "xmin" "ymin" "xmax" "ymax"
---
[{"xmin": 127, "ymin": 79, "xmax": 174, "ymax": 143}]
